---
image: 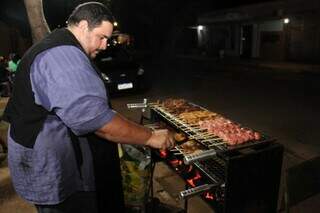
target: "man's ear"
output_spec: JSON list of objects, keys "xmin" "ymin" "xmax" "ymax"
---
[{"xmin": 78, "ymin": 20, "xmax": 89, "ymax": 32}]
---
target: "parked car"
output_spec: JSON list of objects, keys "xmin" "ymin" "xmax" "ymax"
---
[{"xmin": 94, "ymin": 37, "xmax": 147, "ymax": 96}]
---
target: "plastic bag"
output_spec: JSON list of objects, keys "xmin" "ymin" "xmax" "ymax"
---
[{"xmin": 119, "ymin": 144, "xmax": 152, "ymax": 210}]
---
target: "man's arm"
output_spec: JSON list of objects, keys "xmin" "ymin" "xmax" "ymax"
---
[
  {"xmin": 95, "ymin": 113, "xmax": 175, "ymax": 149},
  {"xmin": 29, "ymin": 46, "xmax": 174, "ymax": 149}
]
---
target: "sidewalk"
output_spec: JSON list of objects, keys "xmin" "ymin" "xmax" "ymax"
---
[
  {"xmin": 228, "ymin": 58, "xmax": 320, "ymax": 74},
  {"xmin": 175, "ymin": 54, "xmax": 320, "ymax": 74}
]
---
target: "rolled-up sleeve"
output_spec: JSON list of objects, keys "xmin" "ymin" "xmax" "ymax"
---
[{"xmin": 30, "ymin": 45, "xmax": 114, "ymax": 135}]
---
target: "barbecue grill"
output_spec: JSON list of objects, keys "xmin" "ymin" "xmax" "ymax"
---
[{"xmin": 133, "ymin": 99, "xmax": 284, "ymax": 213}]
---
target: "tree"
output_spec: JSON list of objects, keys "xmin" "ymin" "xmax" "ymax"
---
[
  {"xmin": 24, "ymin": 0, "xmax": 50, "ymax": 43},
  {"xmin": 23, "ymin": 0, "xmax": 113, "ymax": 43}
]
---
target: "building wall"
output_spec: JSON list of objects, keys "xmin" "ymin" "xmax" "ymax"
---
[
  {"xmin": 197, "ymin": 0, "xmax": 320, "ymax": 63},
  {"xmin": 260, "ymin": 31, "xmax": 285, "ymax": 61},
  {"xmin": 201, "ymin": 24, "xmax": 240, "ymax": 57},
  {"xmin": 259, "ymin": 20, "xmax": 285, "ymax": 61}
]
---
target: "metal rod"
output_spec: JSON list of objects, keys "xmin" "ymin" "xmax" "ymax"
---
[
  {"xmin": 183, "ymin": 149, "xmax": 218, "ymax": 165},
  {"xmin": 179, "ymin": 184, "xmax": 219, "ymax": 200}
]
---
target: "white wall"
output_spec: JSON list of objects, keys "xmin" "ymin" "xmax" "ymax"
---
[{"xmin": 260, "ymin": 20, "xmax": 284, "ymax": 32}]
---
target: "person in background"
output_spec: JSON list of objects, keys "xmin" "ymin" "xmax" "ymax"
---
[
  {"xmin": 0, "ymin": 56, "xmax": 11, "ymax": 97},
  {"xmin": 0, "ymin": 56, "xmax": 9, "ymax": 153},
  {"xmin": 7, "ymin": 53, "xmax": 21, "ymax": 73},
  {"xmin": 3, "ymin": 2, "xmax": 175, "ymax": 213}
]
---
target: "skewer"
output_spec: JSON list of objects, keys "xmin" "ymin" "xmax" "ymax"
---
[
  {"xmin": 189, "ymin": 127, "xmax": 202, "ymax": 131},
  {"xmin": 208, "ymin": 142, "xmax": 226, "ymax": 146},
  {"xmin": 152, "ymin": 105, "xmax": 229, "ymax": 153},
  {"xmin": 199, "ymin": 132, "xmax": 216, "ymax": 137},
  {"xmin": 188, "ymin": 124, "xmax": 200, "ymax": 127},
  {"xmin": 191, "ymin": 126, "xmax": 203, "ymax": 130},
  {"xmin": 189, "ymin": 134, "xmax": 217, "ymax": 140},
  {"xmin": 173, "ymin": 152, "xmax": 183, "ymax": 156},
  {"xmin": 201, "ymin": 138, "xmax": 221, "ymax": 142}
]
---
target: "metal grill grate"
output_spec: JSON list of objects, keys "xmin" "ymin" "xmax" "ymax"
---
[
  {"xmin": 194, "ymin": 157, "xmax": 226, "ymax": 184},
  {"xmin": 150, "ymin": 103, "xmax": 227, "ymax": 151},
  {"xmin": 149, "ymin": 103, "xmax": 273, "ymax": 152}
]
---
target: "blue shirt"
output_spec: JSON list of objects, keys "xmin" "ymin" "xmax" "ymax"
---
[{"xmin": 8, "ymin": 46, "xmax": 115, "ymax": 205}]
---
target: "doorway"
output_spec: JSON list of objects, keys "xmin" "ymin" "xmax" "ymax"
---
[{"xmin": 241, "ymin": 25, "xmax": 253, "ymax": 58}]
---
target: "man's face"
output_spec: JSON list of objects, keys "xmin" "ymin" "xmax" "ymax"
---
[{"xmin": 83, "ymin": 21, "xmax": 113, "ymax": 59}]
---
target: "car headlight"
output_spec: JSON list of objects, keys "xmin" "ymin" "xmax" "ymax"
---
[
  {"xmin": 137, "ymin": 67, "xmax": 144, "ymax": 75},
  {"xmin": 101, "ymin": 73, "xmax": 111, "ymax": 83}
]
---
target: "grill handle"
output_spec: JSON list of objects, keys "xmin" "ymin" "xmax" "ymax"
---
[
  {"xmin": 127, "ymin": 98, "xmax": 148, "ymax": 109},
  {"xmin": 179, "ymin": 183, "xmax": 218, "ymax": 200},
  {"xmin": 183, "ymin": 149, "xmax": 217, "ymax": 165}
]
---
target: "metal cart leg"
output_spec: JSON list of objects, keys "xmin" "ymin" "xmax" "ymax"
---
[{"xmin": 184, "ymin": 184, "xmax": 189, "ymax": 213}]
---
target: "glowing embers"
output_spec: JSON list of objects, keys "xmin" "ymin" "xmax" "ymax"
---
[
  {"xmin": 159, "ymin": 150, "xmax": 168, "ymax": 158},
  {"xmin": 204, "ymin": 192, "xmax": 215, "ymax": 200},
  {"xmin": 169, "ymin": 158, "xmax": 193, "ymax": 175},
  {"xmin": 169, "ymin": 159, "xmax": 183, "ymax": 167},
  {"xmin": 186, "ymin": 170, "xmax": 202, "ymax": 188}
]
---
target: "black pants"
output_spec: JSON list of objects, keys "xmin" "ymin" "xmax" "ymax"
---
[
  {"xmin": 35, "ymin": 192, "xmax": 98, "ymax": 213},
  {"xmin": 88, "ymin": 136, "xmax": 125, "ymax": 213}
]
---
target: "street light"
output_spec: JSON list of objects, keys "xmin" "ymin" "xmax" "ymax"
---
[
  {"xmin": 284, "ymin": 18, "xmax": 290, "ymax": 24},
  {"xmin": 198, "ymin": 25, "xmax": 204, "ymax": 31}
]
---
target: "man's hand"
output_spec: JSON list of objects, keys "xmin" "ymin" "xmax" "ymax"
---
[
  {"xmin": 145, "ymin": 129, "xmax": 175, "ymax": 150},
  {"xmin": 96, "ymin": 114, "xmax": 175, "ymax": 148}
]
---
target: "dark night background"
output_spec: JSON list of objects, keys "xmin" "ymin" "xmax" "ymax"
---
[{"xmin": 0, "ymin": 0, "xmax": 278, "ymax": 55}]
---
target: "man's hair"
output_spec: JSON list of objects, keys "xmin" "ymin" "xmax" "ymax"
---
[{"xmin": 67, "ymin": 2, "xmax": 114, "ymax": 29}]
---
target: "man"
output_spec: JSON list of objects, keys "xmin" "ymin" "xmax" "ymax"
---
[{"xmin": 3, "ymin": 2, "xmax": 174, "ymax": 213}]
